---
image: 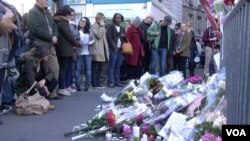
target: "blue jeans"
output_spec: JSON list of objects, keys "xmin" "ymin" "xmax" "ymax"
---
[
  {"xmin": 75, "ymin": 55, "xmax": 92, "ymax": 86},
  {"xmin": 65, "ymin": 59, "xmax": 75, "ymax": 88},
  {"xmin": 150, "ymin": 48, "xmax": 167, "ymax": 77},
  {"xmin": 107, "ymin": 48, "xmax": 124, "ymax": 85}
]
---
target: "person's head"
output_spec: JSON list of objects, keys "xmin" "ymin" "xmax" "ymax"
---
[
  {"xmin": 145, "ymin": 14, "xmax": 154, "ymax": 24},
  {"xmin": 174, "ymin": 22, "xmax": 181, "ymax": 34},
  {"xmin": 95, "ymin": 12, "xmax": 105, "ymax": 23},
  {"xmin": 125, "ymin": 20, "xmax": 131, "ymax": 29},
  {"xmin": 55, "ymin": 6, "xmax": 71, "ymax": 18},
  {"xmin": 181, "ymin": 23, "xmax": 187, "ymax": 32},
  {"xmin": 78, "ymin": 17, "xmax": 91, "ymax": 33},
  {"xmin": 33, "ymin": 45, "xmax": 50, "ymax": 62},
  {"xmin": 68, "ymin": 8, "xmax": 76, "ymax": 21},
  {"xmin": 112, "ymin": 13, "xmax": 124, "ymax": 25},
  {"xmin": 36, "ymin": 0, "xmax": 48, "ymax": 8},
  {"xmin": 131, "ymin": 17, "xmax": 140, "ymax": 28},
  {"xmin": 163, "ymin": 15, "xmax": 172, "ymax": 26},
  {"xmin": 186, "ymin": 22, "xmax": 193, "ymax": 31}
]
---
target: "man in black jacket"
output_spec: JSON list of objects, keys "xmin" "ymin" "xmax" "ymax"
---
[{"xmin": 139, "ymin": 14, "xmax": 153, "ymax": 73}]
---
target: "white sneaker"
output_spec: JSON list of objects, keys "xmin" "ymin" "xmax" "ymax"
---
[
  {"xmin": 58, "ymin": 89, "xmax": 71, "ymax": 96},
  {"xmin": 66, "ymin": 87, "xmax": 76, "ymax": 93}
]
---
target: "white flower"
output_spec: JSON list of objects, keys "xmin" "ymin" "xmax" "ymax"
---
[
  {"xmin": 148, "ymin": 91, "xmax": 153, "ymax": 98},
  {"xmin": 134, "ymin": 102, "xmax": 140, "ymax": 108},
  {"xmin": 132, "ymin": 96, "xmax": 138, "ymax": 102},
  {"xmin": 162, "ymin": 86, "xmax": 173, "ymax": 97}
]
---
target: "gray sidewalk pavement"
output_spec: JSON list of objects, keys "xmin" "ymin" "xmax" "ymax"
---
[{"xmin": 0, "ymin": 87, "xmax": 123, "ymax": 141}]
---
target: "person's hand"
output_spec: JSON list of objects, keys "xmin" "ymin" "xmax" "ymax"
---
[
  {"xmin": 176, "ymin": 49, "xmax": 181, "ymax": 54},
  {"xmin": 38, "ymin": 79, "xmax": 46, "ymax": 88},
  {"xmin": 76, "ymin": 41, "xmax": 83, "ymax": 47},
  {"xmin": 99, "ymin": 19, "xmax": 105, "ymax": 27},
  {"xmin": 0, "ymin": 8, "xmax": 17, "ymax": 34},
  {"xmin": 156, "ymin": 32, "xmax": 160, "ymax": 36},
  {"xmin": 209, "ymin": 37, "xmax": 217, "ymax": 41},
  {"xmin": 119, "ymin": 33, "xmax": 125, "ymax": 38},
  {"xmin": 2, "ymin": 8, "xmax": 14, "ymax": 21},
  {"xmin": 52, "ymin": 36, "xmax": 57, "ymax": 44}
]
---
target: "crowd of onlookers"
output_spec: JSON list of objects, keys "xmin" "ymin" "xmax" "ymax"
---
[{"xmin": 0, "ymin": 0, "xmax": 220, "ymax": 119}]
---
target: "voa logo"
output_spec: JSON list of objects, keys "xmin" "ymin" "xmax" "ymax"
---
[{"xmin": 226, "ymin": 129, "xmax": 247, "ymax": 136}]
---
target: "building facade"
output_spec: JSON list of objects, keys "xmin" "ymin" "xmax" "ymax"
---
[
  {"xmin": 61, "ymin": 0, "xmax": 207, "ymax": 36},
  {"xmin": 182, "ymin": 0, "xmax": 207, "ymax": 36}
]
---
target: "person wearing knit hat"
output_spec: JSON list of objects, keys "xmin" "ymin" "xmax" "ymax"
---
[
  {"xmin": 164, "ymin": 15, "xmax": 172, "ymax": 25},
  {"xmin": 139, "ymin": 13, "xmax": 154, "ymax": 74},
  {"xmin": 147, "ymin": 15, "xmax": 176, "ymax": 76}
]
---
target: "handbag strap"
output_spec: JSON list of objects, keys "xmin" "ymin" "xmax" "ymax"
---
[{"xmin": 25, "ymin": 81, "xmax": 37, "ymax": 94}]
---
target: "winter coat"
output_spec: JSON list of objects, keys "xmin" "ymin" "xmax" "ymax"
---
[
  {"xmin": 28, "ymin": 4, "xmax": 58, "ymax": 47},
  {"xmin": 125, "ymin": 26, "xmax": 144, "ymax": 66},
  {"xmin": 106, "ymin": 24, "xmax": 126, "ymax": 50},
  {"xmin": 15, "ymin": 58, "xmax": 54, "ymax": 96},
  {"xmin": 179, "ymin": 31, "xmax": 192, "ymax": 57},
  {"xmin": 91, "ymin": 22, "xmax": 109, "ymax": 62},
  {"xmin": 147, "ymin": 22, "xmax": 175, "ymax": 55},
  {"xmin": 54, "ymin": 16, "xmax": 82, "ymax": 57}
]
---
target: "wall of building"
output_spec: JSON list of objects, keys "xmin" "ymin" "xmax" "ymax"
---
[{"xmin": 182, "ymin": 0, "xmax": 207, "ymax": 36}]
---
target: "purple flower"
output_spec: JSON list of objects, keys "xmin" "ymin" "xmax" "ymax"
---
[
  {"xmin": 215, "ymin": 136, "xmax": 222, "ymax": 141},
  {"xmin": 201, "ymin": 132, "xmax": 215, "ymax": 141},
  {"xmin": 123, "ymin": 124, "xmax": 132, "ymax": 139}
]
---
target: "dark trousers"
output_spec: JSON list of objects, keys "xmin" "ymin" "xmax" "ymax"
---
[
  {"xmin": 143, "ymin": 43, "xmax": 151, "ymax": 73},
  {"xmin": 91, "ymin": 61, "xmax": 107, "ymax": 86},
  {"xmin": 58, "ymin": 57, "xmax": 72, "ymax": 89},
  {"xmin": 178, "ymin": 56, "xmax": 188, "ymax": 79},
  {"xmin": 173, "ymin": 55, "xmax": 179, "ymax": 71},
  {"xmin": 127, "ymin": 64, "xmax": 143, "ymax": 80},
  {"xmin": 188, "ymin": 62, "xmax": 196, "ymax": 77}
]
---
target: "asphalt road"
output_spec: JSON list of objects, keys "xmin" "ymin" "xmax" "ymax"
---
[{"xmin": 0, "ymin": 87, "xmax": 123, "ymax": 141}]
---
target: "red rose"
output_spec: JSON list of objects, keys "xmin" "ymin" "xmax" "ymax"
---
[
  {"xmin": 106, "ymin": 111, "xmax": 116, "ymax": 127},
  {"xmin": 224, "ymin": 0, "xmax": 235, "ymax": 6}
]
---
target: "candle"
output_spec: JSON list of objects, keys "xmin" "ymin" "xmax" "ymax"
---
[
  {"xmin": 133, "ymin": 125, "xmax": 140, "ymax": 141},
  {"xmin": 106, "ymin": 132, "xmax": 112, "ymax": 141}
]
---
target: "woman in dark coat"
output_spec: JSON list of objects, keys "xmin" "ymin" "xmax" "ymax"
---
[
  {"xmin": 106, "ymin": 13, "xmax": 126, "ymax": 87},
  {"xmin": 53, "ymin": 7, "xmax": 82, "ymax": 96},
  {"xmin": 125, "ymin": 17, "xmax": 144, "ymax": 79},
  {"xmin": 15, "ymin": 45, "xmax": 57, "ymax": 98}
]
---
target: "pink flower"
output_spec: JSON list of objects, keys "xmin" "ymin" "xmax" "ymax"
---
[
  {"xmin": 201, "ymin": 132, "xmax": 215, "ymax": 141},
  {"xmin": 215, "ymin": 136, "xmax": 222, "ymax": 141},
  {"xmin": 123, "ymin": 124, "xmax": 132, "ymax": 139}
]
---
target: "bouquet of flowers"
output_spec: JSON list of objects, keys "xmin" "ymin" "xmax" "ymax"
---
[
  {"xmin": 186, "ymin": 75, "xmax": 203, "ymax": 84},
  {"xmin": 115, "ymin": 91, "xmax": 134, "ymax": 106},
  {"xmin": 194, "ymin": 121, "xmax": 222, "ymax": 141}
]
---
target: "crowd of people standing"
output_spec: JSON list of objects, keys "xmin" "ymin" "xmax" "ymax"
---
[{"xmin": 0, "ymin": 0, "xmax": 220, "ymax": 116}]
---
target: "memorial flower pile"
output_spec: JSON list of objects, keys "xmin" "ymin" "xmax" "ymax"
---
[{"xmin": 65, "ymin": 69, "xmax": 226, "ymax": 141}]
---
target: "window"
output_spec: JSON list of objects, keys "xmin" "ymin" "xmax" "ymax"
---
[
  {"xmin": 197, "ymin": 16, "xmax": 201, "ymax": 34},
  {"xmin": 68, "ymin": 0, "xmax": 86, "ymax": 4},
  {"xmin": 75, "ymin": 13, "xmax": 83, "ymax": 23},
  {"xmin": 188, "ymin": 13, "xmax": 193, "ymax": 22}
]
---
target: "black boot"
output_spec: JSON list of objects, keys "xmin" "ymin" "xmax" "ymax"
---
[
  {"xmin": 84, "ymin": 83, "xmax": 90, "ymax": 91},
  {"xmin": 76, "ymin": 83, "xmax": 82, "ymax": 91}
]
